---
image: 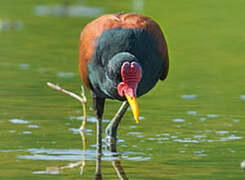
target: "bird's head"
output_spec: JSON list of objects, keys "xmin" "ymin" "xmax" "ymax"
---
[{"xmin": 117, "ymin": 61, "xmax": 142, "ymax": 123}]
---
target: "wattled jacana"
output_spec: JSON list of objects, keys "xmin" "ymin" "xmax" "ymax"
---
[{"xmin": 79, "ymin": 13, "xmax": 169, "ymax": 153}]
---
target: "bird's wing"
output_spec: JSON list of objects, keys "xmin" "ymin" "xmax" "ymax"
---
[
  {"xmin": 79, "ymin": 13, "xmax": 169, "ymax": 88},
  {"xmin": 79, "ymin": 14, "xmax": 121, "ymax": 88}
]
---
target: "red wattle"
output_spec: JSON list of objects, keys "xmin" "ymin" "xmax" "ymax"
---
[{"xmin": 117, "ymin": 61, "xmax": 142, "ymax": 97}]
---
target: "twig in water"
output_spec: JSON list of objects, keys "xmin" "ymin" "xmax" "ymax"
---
[
  {"xmin": 46, "ymin": 82, "xmax": 87, "ymax": 131},
  {"xmin": 46, "ymin": 82, "xmax": 88, "ymax": 175}
]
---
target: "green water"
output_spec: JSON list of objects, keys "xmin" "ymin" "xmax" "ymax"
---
[{"xmin": 1, "ymin": 0, "xmax": 245, "ymax": 179}]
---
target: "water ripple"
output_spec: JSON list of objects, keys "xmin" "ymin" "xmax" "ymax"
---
[
  {"xmin": 9, "ymin": 119, "xmax": 30, "ymax": 124},
  {"xmin": 34, "ymin": 5, "xmax": 104, "ymax": 18},
  {"xmin": 57, "ymin": 72, "xmax": 74, "ymax": 78},
  {"xmin": 14, "ymin": 148, "xmax": 151, "ymax": 162},
  {"xmin": 240, "ymin": 95, "xmax": 245, "ymax": 100},
  {"xmin": 172, "ymin": 118, "xmax": 185, "ymax": 123},
  {"xmin": 69, "ymin": 115, "xmax": 109, "ymax": 123},
  {"xmin": 181, "ymin": 94, "xmax": 197, "ymax": 99}
]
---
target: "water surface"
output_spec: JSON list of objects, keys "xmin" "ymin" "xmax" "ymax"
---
[{"xmin": 1, "ymin": 0, "xmax": 245, "ymax": 179}]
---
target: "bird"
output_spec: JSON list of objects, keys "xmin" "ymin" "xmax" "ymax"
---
[{"xmin": 78, "ymin": 13, "xmax": 169, "ymax": 154}]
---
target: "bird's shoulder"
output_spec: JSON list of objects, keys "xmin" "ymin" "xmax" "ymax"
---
[{"xmin": 80, "ymin": 13, "xmax": 161, "ymax": 39}]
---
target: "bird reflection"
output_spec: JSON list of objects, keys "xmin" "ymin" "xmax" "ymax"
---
[
  {"xmin": 94, "ymin": 143, "xmax": 128, "ymax": 180},
  {"xmin": 46, "ymin": 84, "xmax": 128, "ymax": 179},
  {"xmin": 112, "ymin": 160, "xmax": 128, "ymax": 180},
  {"xmin": 86, "ymin": 129, "xmax": 128, "ymax": 180},
  {"xmin": 94, "ymin": 154, "xmax": 128, "ymax": 180},
  {"xmin": 45, "ymin": 128, "xmax": 128, "ymax": 180},
  {"xmin": 94, "ymin": 154, "xmax": 102, "ymax": 180}
]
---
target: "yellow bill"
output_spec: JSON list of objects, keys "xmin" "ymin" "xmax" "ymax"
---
[{"xmin": 125, "ymin": 94, "xmax": 139, "ymax": 123}]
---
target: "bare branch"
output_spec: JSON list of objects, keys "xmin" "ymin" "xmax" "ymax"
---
[
  {"xmin": 46, "ymin": 81, "xmax": 88, "ymax": 175},
  {"xmin": 47, "ymin": 82, "xmax": 86, "ymax": 104}
]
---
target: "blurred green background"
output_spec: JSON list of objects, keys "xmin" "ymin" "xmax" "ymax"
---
[{"xmin": 0, "ymin": 0, "xmax": 245, "ymax": 179}]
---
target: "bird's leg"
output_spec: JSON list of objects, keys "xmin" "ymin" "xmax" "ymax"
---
[
  {"xmin": 94, "ymin": 153, "xmax": 102, "ymax": 180},
  {"xmin": 96, "ymin": 117, "xmax": 103, "ymax": 155},
  {"xmin": 79, "ymin": 86, "xmax": 87, "ymax": 161},
  {"xmin": 80, "ymin": 86, "xmax": 87, "ymax": 131},
  {"xmin": 112, "ymin": 160, "xmax": 128, "ymax": 180},
  {"xmin": 79, "ymin": 130, "xmax": 86, "ymax": 176},
  {"xmin": 105, "ymin": 101, "xmax": 129, "ymax": 152},
  {"xmin": 93, "ymin": 95, "xmax": 105, "ymax": 155}
]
